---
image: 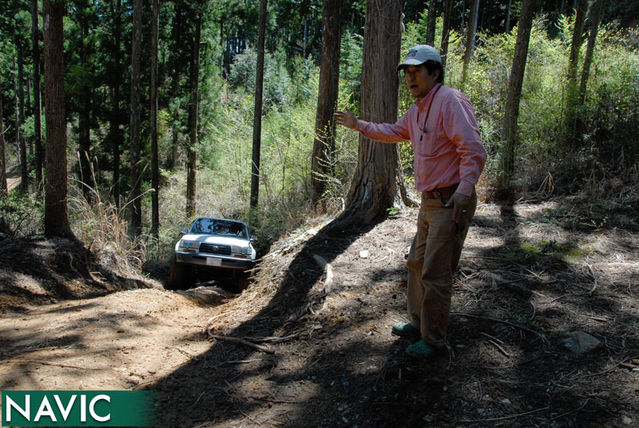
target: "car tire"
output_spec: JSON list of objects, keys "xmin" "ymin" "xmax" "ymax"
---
[
  {"xmin": 232, "ymin": 270, "xmax": 250, "ymax": 293},
  {"xmin": 167, "ymin": 257, "xmax": 197, "ymax": 289}
]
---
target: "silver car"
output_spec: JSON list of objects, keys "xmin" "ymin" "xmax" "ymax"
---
[{"xmin": 167, "ymin": 217, "xmax": 256, "ymax": 289}]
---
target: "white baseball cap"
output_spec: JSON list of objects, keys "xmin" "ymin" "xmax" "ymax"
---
[{"xmin": 397, "ymin": 45, "xmax": 442, "ymax": 71}]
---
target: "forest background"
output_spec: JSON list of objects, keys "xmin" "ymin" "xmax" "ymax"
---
[{"xmin": 0, "ymin": 0, "xmax": 638, "ymax": 273}]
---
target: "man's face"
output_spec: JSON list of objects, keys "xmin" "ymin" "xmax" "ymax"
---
[{"xmin": 404, "ymin": 64, "xmax": 439, "ymax": 99}]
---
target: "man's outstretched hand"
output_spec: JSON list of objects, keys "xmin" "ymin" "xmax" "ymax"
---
[
  {"xmin": 334, "ymin": 108, "xmax": 357, "ymax": 129},
  {"xmin": 445, "ymin": 192, "xmax": 471, "ymax": 223}
]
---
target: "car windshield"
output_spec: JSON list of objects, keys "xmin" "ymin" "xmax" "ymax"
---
[{"xmin": 189, "ymin": 218, "xmax": 248, "ymax": 239}]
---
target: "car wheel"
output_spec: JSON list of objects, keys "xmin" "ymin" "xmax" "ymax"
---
[
  {"xmin": 167, "ymin": 257, "xmax": 197, "ymax": 289},
  {"xmin": 231, "ymin": 270, "xmax": 250, "ymax": 293}
]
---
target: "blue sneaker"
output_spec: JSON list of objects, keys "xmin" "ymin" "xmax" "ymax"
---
[
  {"xmin": 391, "ymin": 322, "xmax": 420, "ymax": 338},
  {"xmin": 405, "ymin": 339, "xmax": 436, "ymax": 358}
]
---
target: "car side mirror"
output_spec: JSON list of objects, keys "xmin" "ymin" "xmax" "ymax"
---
[
  {"xmin": 250, "ymin": 235, "xmax": 256, "ymax": 243},
  {"xmin": 180, "ymin": 227, "xmax": 188, "ymax": 234}
]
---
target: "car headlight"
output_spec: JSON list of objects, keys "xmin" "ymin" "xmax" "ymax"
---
[
  {"xmin": 178, "ymin": 240, "xmax": 199, "ymax": 252},
  {"xmin": 231, "ymin": 245, "xmax": 251, "ymax": 255}
]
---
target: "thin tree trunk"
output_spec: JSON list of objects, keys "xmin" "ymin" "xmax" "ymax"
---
[
  {"xmin": 311, "ymin": 0, "xmax": 341, "ymax": 206},
  {"xmin": 43, "ymin": 0, "xmax": 73, "ymax": 238},
  {"xmin": 425, "ymin": 0, "xmax": 437, "ymax": 46},
  {"xmin": 578, "ymin": 0, "xmax": 602, "ymax": 103},
  {"xmin": 151, "ymin": 0, "xmax": 160, "ymax": 237},
  {"xmin": 337, "ymin": 0, "xmax": 404, "ymax": 226},
  {"xmin": 78, "ymin": 0, "xmax": 92, "ymax": 194},
  {"xmin": 128, "ymin": 0, "xmax": 143, "ymax": 236},
  {"xmin": 16, "ymin": 48, "xmax": 28, "ymax": 192},
  {"xmin": 249, "ymin": 0, "xmax": 267, "ymax": 210},
  {"xmin": 564, "ymin": 0, "xmax": 587, "ymax": 145},
  {"xmin": 496, "ymin": 0, "xmax": 536, "ymax": 201},
  {"xmin": 186, "ymin": 12, "xmax": 201, "ymax": 218},
  {"xmin": 505, "ymin": 0, "xmax": 512, "ymax": 32},
  {"xmin": 31, "ymin": 0, "xmax": 43, "ymax": 187},
  {"xmin": 461, "ymin": 0, "xmax": 480, "ymax": 90},
  {"xmin": 110, "ymin": 0, "xmax": 123, "ymax": 209},
  {"xmin": 440, "ymin": 0, "xmax": 453, "ymax": 69},
  {"xmin": 0, "ymin": 97, "xmax": 7, "ymax": 195}
]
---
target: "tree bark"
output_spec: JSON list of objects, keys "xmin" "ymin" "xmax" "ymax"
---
[
  {"xmin": 186, "ymin": 12, "xmax": 201, "ymax": 219},
  {"xmin": 425, "ymin": 0, "xmax": 437, "ymax": 46},
  {"xmin": 505, "ymin": 0, "xmax": 512, "ymax": 33},
  {"xmin": 578, "ymin": 0, "xmax": 602, "ymax": 104},
  {"xmin": 43, "ymin": 0, "xmax": 73, "ymax": 238},
  {"xmin": 109, "ymin": 0, "xmax": 123, "ymax": 209},
  {"xmin": 128, "ymin": 0, "xmax": 143, "ymax": 236},
  {"xmin": 31, "ymin": 0, "xmax": 43, "ymax": 187},
  {"xmin": 461, "ymin": 0, "xmax": 480, "ymax": 90},
  {"xmin": 496, "ymin": 0, "xmax": 536, "ymax": 201},
  {"xmin": 564, "ymin": 0, "xmax": 587, "ymax": 145},
  {"xmin": 151, "ymin": 0, "xmax": 160, "ymax": 237},
  {"xmin": 78, "ymin": 0, "xmax": 92, "ymax": 195},
  {"xmin": 311, "ymin": 0, "xmax": 342, "ymax": 207},
  {"xmin": 440, "ymin": 0, "xmax": 453, "ymax": 69},
  {"xmin": 0, "ymin": 97, "xmax": 7, "ymax": 195},
  {"xmin": 249, "ymin": 0, "xmax": 267, "ymax": 210},
  {"xmin": 337, "ymin": 0, "xmax": 404, "ymax": 226},
  {"xmin": 16, "ymin": 48, "xmax": 28, "ymax": 192}
]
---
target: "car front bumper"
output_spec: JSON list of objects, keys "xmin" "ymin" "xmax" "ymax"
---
[{"xmin": 175, "ymin": 252, "xmax": 254, "ymax": 270}]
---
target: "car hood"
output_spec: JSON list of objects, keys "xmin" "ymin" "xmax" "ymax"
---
[{"xmin": 182, "ymin": 234, "xmax": 251, "ymax": 247}]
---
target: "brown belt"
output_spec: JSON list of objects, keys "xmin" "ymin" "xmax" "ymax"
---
[{"xmin": 422, "ymin": 184, "xmax": 459, "ymax": 200}]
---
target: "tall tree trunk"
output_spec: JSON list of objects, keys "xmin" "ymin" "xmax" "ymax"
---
[
  {"xmin": 110, "ymin": 0, "xmax": 123, "ymax": 209},
  {"xmin": 425, "ymin": 0, "xmax": 437, "ymax": 46},
  {"xmin": 16, "ymin": 48, "xmax": 28, "ymax": 192},
  {"xmin": 43, "ymin": 0, "xmax": 73, "ymax": 238},
  {"xmin": 0, "ymin": 97, "xmax": 7, "ymax": 195},
  {"xmin": 505, "ymin": 0, "xmax": 512, "ymax": 32},
  {"xmin": 440, "ymin": 0, "xmax": 453, "ymax": 69},
  {"xmin": 338, "ymin": 0, "xmax": 404, "ymax": 226},
  {"xmin": 150, "ymin": 0, "xmax": 160, "ymax": 237},
  {"xmin": 78, "ymin": 0, "xmax": 92, "ymax": 194},
  {"xmin": 186, "ymin": 12, "xmax": 201, "ymax": 218},
  {"xmin": 578, "ymin": 0, "xmax": 602, "ymax": 104},
  {"xmin": 496, "ymin": 0, "xmax": 536, "ymax": 201},
  {"xmin": 31, "ymin": 0, "xmax": 43, "ymax": 187},
  {"xmin": 128, "ymin": 0, "xmax": 143, "ymax": 236},
  {"xmin": 311, "ymin": 0, "xmax": 342, "ymax": 206},
  {"xmin": 564, "ymin": 0, "xmax": 587, "ymax": 146},
  {"xmin": 461, "ymin": 0, "xmax": 480, "ymax": 90},
  {"xmin": 249, "ymin": 0, "xmax": 267, "ymax": 210}
]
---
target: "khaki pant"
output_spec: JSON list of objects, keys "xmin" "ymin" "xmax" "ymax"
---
[{"xmin": 406, "ymin": 189, "xmax": 477, "ymax": 347}]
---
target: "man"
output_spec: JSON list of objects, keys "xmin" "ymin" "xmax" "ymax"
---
[{"xmin": 334, "ymin": 45, "xmax": 486, "ymax": 358}]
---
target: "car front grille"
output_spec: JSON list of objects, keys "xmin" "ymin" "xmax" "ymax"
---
[{"xmin": 199, "ymin": 243, "xmax": 232, "ymax": 256}]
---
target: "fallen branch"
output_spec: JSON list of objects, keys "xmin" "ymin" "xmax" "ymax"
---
[
  {"xmin": 2, "ymin": 359, "xmax": 103, "ymax": 370},
  {"xmin": 452, "ymin": 312, "xmax": 549, "ymax": 344},
  {"xmin": 206, "ymin": 319, "xmax": 274, "ymax": 354},
  {"xmin": 458, "ymin": 405, "xmax": 550, "ymax": 423}
]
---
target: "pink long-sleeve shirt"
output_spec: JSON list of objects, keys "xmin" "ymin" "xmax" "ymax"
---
[{"xmin": 354, "ymin": 83, "xmax": 486, "ymax": 197}]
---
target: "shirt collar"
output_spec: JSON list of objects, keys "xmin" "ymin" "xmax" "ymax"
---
[{"xmin": 416, "ymin": 83, "xmax": 442, "ymax": 109}]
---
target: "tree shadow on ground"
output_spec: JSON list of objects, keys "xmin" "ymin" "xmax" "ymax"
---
[
  {"xmin": 0, "ymin": 237, "xmax": 156, "ymax": 310},
  {"xmin": 442, "ymin": 202, "xmax": 639, "ymax": 426},
  {"xmin": 151, "ymin": 219, "xmax": 382, "ymax": 426},
  {"xmin": 150, "ymin": 203, "xmax": 638, "ymax": 427}
]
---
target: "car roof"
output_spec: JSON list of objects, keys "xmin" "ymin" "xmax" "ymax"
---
[{"xmin": 194, "ymin": 217, "xmax": 247, "ymax": 225}]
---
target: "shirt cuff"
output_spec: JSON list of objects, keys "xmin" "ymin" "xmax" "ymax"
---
[{"xmin": 456, "ymin": 181, "xmax": 475, "ymax": 197}]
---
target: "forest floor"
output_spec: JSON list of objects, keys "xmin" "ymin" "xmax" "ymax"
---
[{"xmin": 1, "ymin": 198, "xmax": 638, "ymax": 427}]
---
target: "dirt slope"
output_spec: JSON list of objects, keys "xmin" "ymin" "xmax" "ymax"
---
[{"xmin": 0, "ymin": 202, "xmax": 637, "ymax": 427}]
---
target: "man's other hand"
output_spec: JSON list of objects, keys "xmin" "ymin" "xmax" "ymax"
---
[
  {"xmin": 445, "ymin": 192, "xmax": 471, "ymax": 223},
  {"xmin": 334, "ymin": 108, "xmax": 357, "ymax": 129}
]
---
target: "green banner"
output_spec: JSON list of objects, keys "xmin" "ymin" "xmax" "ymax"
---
[{"xmin": 2, "ymin": 391, "xmax": 155, "ymax": 427}]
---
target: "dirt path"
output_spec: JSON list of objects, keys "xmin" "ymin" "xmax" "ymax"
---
[{"xmin": 1, "ymin": 202, "xmax": 637, "ymax": 427}]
